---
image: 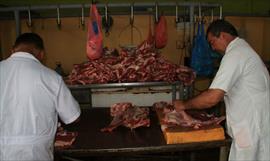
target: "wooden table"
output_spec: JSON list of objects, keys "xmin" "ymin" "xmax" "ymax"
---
[{"xmin": 55, "ymin": 108, "xmax": 231, "ymax": 161}]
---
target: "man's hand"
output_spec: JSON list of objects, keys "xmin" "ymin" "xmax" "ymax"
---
[{"xmin": 173, "ymin": 100, "xmax": 186, "ymax": 112}]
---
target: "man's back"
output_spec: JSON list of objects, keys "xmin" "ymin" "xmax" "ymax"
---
[
  {"xmin": 0, "ymin": 52, "xmax": 80, "ymax": 160},
  {"xmin": 1, "ymin": 52, "xmax": 59, "ymax": 135}
]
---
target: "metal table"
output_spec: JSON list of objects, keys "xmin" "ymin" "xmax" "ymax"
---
[
  {"xmin": 55, "ymin": 108, "xmax": 231, "ymax": 160},
  {"xmin": 68, "ymin": 82, "xmax": 191, "ymax": 107}
]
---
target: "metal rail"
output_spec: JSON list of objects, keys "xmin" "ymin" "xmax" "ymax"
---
[
  {"xmin": 0, "ymin": 2, "xmax": 221, "ymax": 37},
  {"xmin": 68, "ymin": 81, "xmax": 182, "ymax": 89},
  {"xmin": 0, "ymin": 2, "xmax": 220, "ymax": 12},
  {"xmin": 68, "ymin": 81, "xmax": 190, "ymax": 107}
]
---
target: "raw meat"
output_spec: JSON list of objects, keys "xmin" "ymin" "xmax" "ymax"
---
[
  {"xmin": 101, "ymin": 102, "xmax": 150, "ymax": 132},
  {"xmin": 66, "ymin": 51, "xmax": 195, "ymax": 85},
  {"xmin": 54, "ymin": 123, "xmax": 78, "ymax": 149},
  {"xmin": 153, "ymin": 101, "xmax": 225, "ymax": 130}
]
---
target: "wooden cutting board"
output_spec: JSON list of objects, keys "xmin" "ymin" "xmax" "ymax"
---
[{"xmin": 156, "ymin": 109, "xmax": 225, "ymax": 144}]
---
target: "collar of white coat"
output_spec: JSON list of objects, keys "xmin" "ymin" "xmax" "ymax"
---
[
  {"xmin": 10, "ymin": 51, "xmax": 40, "ymax": 63},
  {"xmin": 225, "ymin": 37, "xmax": 240, "ymax": 54}
]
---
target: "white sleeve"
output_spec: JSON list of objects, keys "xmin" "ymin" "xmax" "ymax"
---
[
  {"xmin": 56, "ymin": 79, "xmax": 81, "ymax": 124},
  {"xmin": 210, "ymin": 52, "xmax": 242, "ymax": 93}
]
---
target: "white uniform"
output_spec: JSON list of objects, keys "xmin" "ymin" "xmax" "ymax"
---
[
  {"xmin": 0, "ymin": 52, "xmax": 81, "ymax": 161},
  {"xmin": 210, "ymin": 37, "xmax": 270, "ymax": 161}
]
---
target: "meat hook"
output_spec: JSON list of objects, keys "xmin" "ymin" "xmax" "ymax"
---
[
  {"xmin": 155, "ymin": 2, "xmax": 159, "ymax": 23},
  {"xmin": 105, "ymin": 3, "xmax": 108, "ymax": 24},
  {"xmin": 175, "ymin": 3, "xmax": 179, "ymax": 24},
  {"xmin": 81, "ymin": 4, "xmax": 85, "ymax": 29},
  {"xmin": 56, "ymin": 5, "xmax": 61, "ymax": 29},
  {"xmin": 211, "ymin": 9, "xmax": 214, "ymax": 22},
  {"xmin": 118, "ymin": 2, "xmax": 142, "ymax": 50},
  {"xmin": 198, "ymin": 4, "xmax": 202, "ymax": 24},
  {"xmin": 219, "ymin": 6, "xmax": 223, "ymax": 19},
  {"xmin": 26, "ymin": 6, "xmax": 32, "ymax": 27},
  {"xmin": 130, "ymin": 3, "xmax": 134, "ymax": 26}
]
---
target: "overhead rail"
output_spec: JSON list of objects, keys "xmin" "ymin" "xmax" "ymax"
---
[
  {"xmin": 0, "ymin": 2, "xmax": 221, "ymax": 12},
  {"xmin": 0, "ymin": 2, "xmax": 221, "ymax": 37}
]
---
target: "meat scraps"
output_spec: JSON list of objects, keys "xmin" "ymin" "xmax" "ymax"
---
[
  {"xmin": 65, "ymin": 45, "xmax": 195, "ymax": 86},
  {"xmin": 55, "ymin": 123, "xmax": 78, "ymax": 149},
  {"xmin": 101, "ymin": 102, "xmax": 150, "ymax": 132},
  {"xmin": 153, "ymin": 101, "xmax": 225, "ymax": 130}
]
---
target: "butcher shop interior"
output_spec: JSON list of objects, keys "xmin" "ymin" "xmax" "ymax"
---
[{"xmin": 0, "ymin": 0, "xmax": 270, "ymax": 161}]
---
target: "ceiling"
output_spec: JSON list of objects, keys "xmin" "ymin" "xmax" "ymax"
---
[{"xmin": 0, "ymin": 0, "xmax": 269, "ymax": 20}]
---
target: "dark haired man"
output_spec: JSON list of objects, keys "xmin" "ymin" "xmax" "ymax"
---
[
  {"xmin": 0, "ymin": 33, "xmax": 81, "ymax": 160},
  {"xmin": 174, "ymin": 19, "xmax": 270, "ymax": 160}
]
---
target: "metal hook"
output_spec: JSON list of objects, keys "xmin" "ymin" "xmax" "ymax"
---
[
  {"xmin": 198, "ymin": 4, "xmax": 202, "ymax": 23},
  {"xmin": 130, "ymin": 3, "xmax": 134, "ymax": 25},
  {"xmin": 81, "ymin": 4, "xmax": 85, "ymax": 28},
  {"xmin": 211, "ymin": 9, "xmax": 214, "ymax": 22},
  {"xmin": 155, "ymin": 2, "xmax": 159, "ymax": 23},
  {"xmin": 56, "ymin": 5, "xmax": 61, "ymax": 29},
  {"xmin": 27, "ymin": 6, "xmax": 32, "ymax": 27},
  {"xmin": 105, "ymin": 3, "xmax": 108, "ymax": 23},
  {"xmin": 175, "ymin": 3, "xmax": 179, "ymax": 23},
  {"xmin": 219, "ymin": 6, "xmax": 223, "ymax": 19}
]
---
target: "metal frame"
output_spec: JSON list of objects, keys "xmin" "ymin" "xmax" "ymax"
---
[
  {"xmin": 68, "ymin": 81, "xmax": 191, "ymax": 107},
  {"xmin": 0, "ymin": 2, "xmax": 222, "ymax": 37}
]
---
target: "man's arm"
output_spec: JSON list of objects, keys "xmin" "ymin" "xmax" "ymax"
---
[{"xmin": 174, "ymin": 89, "xmax": 225, "ymax": 111}]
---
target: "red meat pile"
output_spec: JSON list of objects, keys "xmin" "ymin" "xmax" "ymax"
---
[{"xmin": 66, "ymin": 47, "xmax": 195, "ymax": 85}]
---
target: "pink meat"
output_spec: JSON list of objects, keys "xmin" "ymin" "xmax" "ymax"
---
[
  {"xmin": 101, "ymin": 103, "xmax": 150, "ymax": 132},
  {"xmin": 65, "ymin": 43, "xmax": 196, "ymax": 85},
  {"xmin": 153, "ymin": 101, "xmax": 225, "ymax": 130}
]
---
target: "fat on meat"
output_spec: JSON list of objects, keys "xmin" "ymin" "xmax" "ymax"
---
[
  {"xmin": 101, "ymin": 102, "xmax": 150, "ymax": 132},
  {"xmin": 153, "ymin": 101, "xmax": 225, "ymax": 130}
]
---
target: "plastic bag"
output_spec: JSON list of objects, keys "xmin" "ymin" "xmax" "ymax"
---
[
  {"xmin": 190, "ymin": 22, "xmax": 214, "ymax": 76},
  {"xmin": 86, "ymin": 4, "xmax": 103, "ymax": 60},
  {"xmin": 155, "ymin": 16, "xmax": 168, "ymax": 49}
]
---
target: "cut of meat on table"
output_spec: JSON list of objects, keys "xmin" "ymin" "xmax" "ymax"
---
[
  {"xmin": 101, "ymin": 102, "xmax": 150, "ymax": 132},
  {"xmin": 54, "ymin": 123, "xmax": 78, "ymax": 149},
  {"xmin": 153, "ymin": 101, "xmax": 225, "ymax": 131}
]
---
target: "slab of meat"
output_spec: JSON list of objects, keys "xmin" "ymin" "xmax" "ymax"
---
[
  {"xmin": 54, "ymin": 123, "xmax": 78, "ymax": 149},
  {"xmin": 153, "ymin": 101, "xmax": 225, "ymax": 130},
  {"xmin": 101, "ymin": 102, "xmax": 150, "ymax": 132}
]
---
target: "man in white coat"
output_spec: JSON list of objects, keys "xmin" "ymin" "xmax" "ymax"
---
[
  {"xmin": 0, "ymin": 33, "xmax": 81, "ymax": 161},
  {"xmin": 174, "ymin": 19, "xmax": 270, "ymax": 161}
]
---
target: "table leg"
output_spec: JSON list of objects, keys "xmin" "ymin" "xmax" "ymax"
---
[
  {"xmin": 219, "ymin": 146, "xmax": 229, "ymax": 161},
  {"xmin": 190, "ymin": 152, "xmax": 196, "ymax": 161}
]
